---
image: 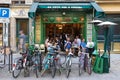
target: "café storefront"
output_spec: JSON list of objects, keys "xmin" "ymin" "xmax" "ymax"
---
[{"xmin": 28, "ymin": 1, "xmax": 104, "ymax": 49}]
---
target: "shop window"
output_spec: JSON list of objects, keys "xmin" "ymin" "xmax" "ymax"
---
[{"xmin": 12, "ymin": 0, "xmax": 25, "ymax": 5}]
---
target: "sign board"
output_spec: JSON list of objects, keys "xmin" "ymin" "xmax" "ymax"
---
[
  {"xmin": 0, "ymin": 0, "xmax": 11, "ymax": 4},
  {"xmin": 25, "ymin": 0, "xmax": 33, "ymax": 4},
  {"xmin": 39, "ymin": 5, "xmax": 91, "ymax": 9},
  {"xmin": 35, "ymin": 0, "xmax": 94, "ymax": 2},
  {"xmin": 0, "ymin": 8, "xmax": 10, "ymax": 18},
  {"xmin": 0, "ymin": 18, "xmax": 9, "ymax": 23}
]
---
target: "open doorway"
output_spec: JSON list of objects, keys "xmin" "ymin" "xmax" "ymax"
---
[
  {"xmin": 16, "ymin": 19, "xmax": 29, "ymax": 47},
  {"xmin": 45, "ymin": 23, "xmax": 83, "ymax": 39}
]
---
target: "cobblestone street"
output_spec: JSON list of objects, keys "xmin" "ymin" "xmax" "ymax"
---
[{"xmin": 0, "ymin": 54, "xmax": 120, "ymax": 80}]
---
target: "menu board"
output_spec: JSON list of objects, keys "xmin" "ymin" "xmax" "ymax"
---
[{"xmin": 35, "ymin": 15, "xmax": 41, "ymax": 43}]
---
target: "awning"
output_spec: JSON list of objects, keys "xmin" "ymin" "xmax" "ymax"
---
[
  {"xmin": 28, "ymin": 3, "xmax": 39, "ymax": 18},
  {"xmin": 90, "ymin": 2, "xmax": 104, "ymax": 18},
  {"xmin": 37, "ymin": 3, "xmax": 92, "ymax": 9},
  {"xmin": 28, "ymin": 2, "xmax": 104, "ymax": 18}
]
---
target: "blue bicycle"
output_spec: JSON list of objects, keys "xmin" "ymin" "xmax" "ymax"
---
[{"xmin": 41, "ymin": 46, "xmax": 59, "ymax": 78}]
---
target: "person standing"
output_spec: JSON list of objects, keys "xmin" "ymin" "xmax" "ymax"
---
[
  {"xmin": 76, "ymin": 35, "xmax": 81, "ymax": 48},
  {"xmin": 18, "ymin": 30, "xmax": 26, "ymax": 52}
]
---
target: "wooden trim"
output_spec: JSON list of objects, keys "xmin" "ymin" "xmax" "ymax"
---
[{"xmin": 96, "ymin": 0, "xmax": 120, "ymax": 3}]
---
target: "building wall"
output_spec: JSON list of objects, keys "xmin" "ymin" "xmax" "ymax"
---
[
  {"xmin": 9, "ymin": 0, "xmax": 32, "ymax": 51},
  {"xmin": 1, "ymin": 0, "xmax": 120, "ymax": 52},
  {"xmin": 96, "ymin": 0, "xmax": 120, "ymax": 53},
  {"xmin": 96, "ymin": 0, "xmax": 120, "ymax": 14}
]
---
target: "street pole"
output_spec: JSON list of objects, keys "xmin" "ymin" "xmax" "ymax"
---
[
  {"xmin": 102, "ymin": 26, "xmax": 109, "ymax": 73},
  {"xmin": 104, "ymin": 26, "xmax": 109, "ymax": 53},
  {"xmin": 3, "ymin": 23, "xmax": 6, "ymax": 65}
]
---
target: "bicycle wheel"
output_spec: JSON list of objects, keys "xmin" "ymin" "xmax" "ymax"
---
[
  {"xmin": 79, "ymin": 63, "xmax": 82, "ymax": 76},
  {"xmin": 34, "ymin": 66, "xmax": 39, "ymax": 78},
  {"xmin": 51, "ymin": 59, "xmax": 56, "ymax": 78},
  {"xmin": 38, "ymin": 53, "xmax": 42, "ymax": 72},
  {"xmin": 24, "ymin": 66, "xmax": 30, "ymax": 77},
  {"xmin": 33, "ymin": 57, "xmax": 39, "ymax": 78},
  {"xmin": 84, "ymin": 54, "xmax": 88, "ymax": 72},
  {"xmin": 86, "ymin": 59, "xmax": 92, "ymax": 75},
  {"xmin": 66, "ymin": 60, "xmax": 71, "ymax": 78},
  {"xmin": 12, "ymin": 59, "xmax": 22, "ymax": 78}
]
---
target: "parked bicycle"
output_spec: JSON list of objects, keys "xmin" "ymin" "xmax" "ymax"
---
[
  {"xmin": 12, "ymin": 51, "xmax": 30, "ymax": 78},
  {"xmin": 65, "ymin": 49, "xmax": 73, "ymax": 78},
  {"xmin": 78, "ymin": 50, "xmax": 85, "ymax": 76},
  {"xmin": 78, "ymin": 48, "xmax": 92, "ymax": 76},
  {"xmin": 41, "ymin": 46, "xmax": 60, "ymax": 78},
  {"xmin": 31, "ymin": 44, "xmax": 43, "ymax": 78},
  {"xmin": 84, "ymin": 53, "xmax": 92, "ymax": 75}
]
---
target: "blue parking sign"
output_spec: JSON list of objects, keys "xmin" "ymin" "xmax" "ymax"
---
[{"xmin": 0, "ymin": 8, "xmax": 10, "ymax": 18}]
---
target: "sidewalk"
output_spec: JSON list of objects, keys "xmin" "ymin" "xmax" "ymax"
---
[{"xmin": 0, "ymin": 53, "xmax": 120, "ymax": 80}]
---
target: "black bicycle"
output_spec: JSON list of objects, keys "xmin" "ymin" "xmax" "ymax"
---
[
  {"xmin": 12, "ymin": 51, "xmax": 30, "ymax": 78},
  {"xmin": 32, "ymin": 46, "xmax": 42, "ymax": 78}
]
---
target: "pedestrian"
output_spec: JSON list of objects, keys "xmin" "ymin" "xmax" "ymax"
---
[
  {"xmin": 86, "ymin": 38, "xmax": 95, "ymax": 58},
  {"xmin": 55, "ymin": 36, "xmax": 61, "ymax": 51},
  {"xmin": 80, "ymin": 38, "xmax": 87, "ymax": 51},
  {"xmin": 64, "ymin": 37, "xmax": 72, "ymax": 55},
  {"xmin": 72, "ymin": 38, "xmax": 79, "ymax": 56},
  {"xmin": 72, "ymin": 39, "xmax": 78, "ymax": 48},
  {"xmin": 45, "ymin": 36, "xmax": 49, "ymax": 53},
  {"xmin": 18, "ymin": 30, "xmax": 26, "ymax": 53},
  {"xmin": 76, "ymin": 35, "xmax": 81, "ymax": 48}
]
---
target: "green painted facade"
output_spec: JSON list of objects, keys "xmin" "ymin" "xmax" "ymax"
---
[
  {"xmin": 28, "ymin": 2, "xmax": 104, "ymax": 50},
  {"xmin": 35, "ymin": 12, "xmax": 87, "ymax": 44}
]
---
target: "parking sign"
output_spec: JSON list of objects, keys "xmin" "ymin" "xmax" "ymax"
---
[{"xmin": 0, "ymin": 8, "xmax": 10, "ymax": 18}]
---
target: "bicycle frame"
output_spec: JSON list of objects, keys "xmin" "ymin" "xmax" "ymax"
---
[
  {"xmin": 65, "ymin": 54, "xmax": 72, "ymax": 66},
  {"xmin": 65, "ymin": 53, "xmax": 73, "ymax": 78},
  {"xmin": 12, "ymin": 53, "xmax": 28, "ymax": 71}
]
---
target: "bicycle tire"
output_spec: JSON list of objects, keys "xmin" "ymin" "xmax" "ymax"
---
[
  {"xmin": 33, "ymin": 56, "xmax": 39, "ymax": 78},
  {"xmin": 66, "ymin": 59, "xmax": 71, "ymax": 78},
  {"xmin": 79, "ymin": 63, "xmax": 82, "ymax": 76},
  {"xmin": 51, "ymin": 59, "xmax": 56, "ymax": 78},
  {"xmin": 60, "ymin": 54, "xmax": 67, "ymax": 65},
  {"xmin": 86, "ymin": 59, "xmax": 92, "ymax": 75},
  {"xmin": 35, "ymin": 67, "xmax": 39, "ymax": 78},
  {"xmin": 12, "ymin": 60, "xmax": 22, "ymax": 78},
  {"xmin": 84, "ymin": 54, "xmax": 88, "ymax": 72},
  {"xmin": 39, "ymin": 53, "xmax": 42, "ymax": 72},
  {"xmin": 24, "ymin": 66, "xmax": 30, "ymax": 77}
]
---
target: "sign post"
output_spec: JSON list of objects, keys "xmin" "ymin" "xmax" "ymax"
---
[{"xmin": 0, "ymin": 8, "xmax": 10, "ymax": 65}]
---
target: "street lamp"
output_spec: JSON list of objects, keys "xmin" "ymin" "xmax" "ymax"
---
[
  {"xmin": 98, "ymin": 21, "xmax": 117, "ymax": 72},
  {"xmin": 98, "ymin": 21, "xmax": 117, "ymax": 52},
  {"xmin": 89, "ymin": 20, "xmax": 103, "ymax": 55}
]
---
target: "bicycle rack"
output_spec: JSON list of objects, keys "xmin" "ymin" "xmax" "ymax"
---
[{"xmin": 0, "ymin": 47, "xmax": 13, "ymax": 72}]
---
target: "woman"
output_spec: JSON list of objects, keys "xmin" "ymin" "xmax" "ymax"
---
[{"xmin": 64, "ymin": 37, "xmax": 72, "ymax": 55}]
